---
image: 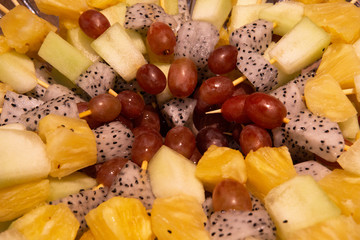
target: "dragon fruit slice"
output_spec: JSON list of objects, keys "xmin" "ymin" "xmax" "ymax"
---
[
  {"xmin": 209, "ymin": 210, "xmax": 277, "ymax": 240},
  {"xmin": 124, "ymin": 3, "xmax": 177, "ymax": 35},
  {"xmin": 174, "ymin": 21, "xmax": 219, "ymax": 71},
  {"xmin": 294, "ymin": 160, "xmax": 331, "ymax": 181},
  {"xmin": 290, "ymin": 68, "xmax": 317, "ymax": 96},
  {"xmin": 106, "ymin": 161, "xmax": 155, "ymax": 209},
  {"xmin": 42, "ymin": 84, "xmax": 84, "ymax": 103},
  {"xmin": 49, "ymin": 187, "xmax": 108, "ymax": 236},
  {"xmin": 0, "ymin": 91, "xmax": 44, "ymax": 126},
  {"xmin": 177, "ymin": 0, "xmax": 190, "ymax": 21},
  {"xmin": 160, "ymin": 97, "xmax": 197, "ymax": 128},
  {"xmin": 76, "ymin": 60, "xmax": 117, "ymax": 98},
  {"xmin": 113, "ymin": 77, "xmax": 156, "ymax": 104},
  {"xmin": 92, "ymin": 121, "xmax": 134, "ymax": 163},
  {"xmin": 18, "ymin": 94, "xmax": 79, "ymax": 131}
]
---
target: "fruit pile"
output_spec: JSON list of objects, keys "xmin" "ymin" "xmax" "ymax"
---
[{"xmin": 0, "ymin": 0, "xmax": 360, "ymax": 239}]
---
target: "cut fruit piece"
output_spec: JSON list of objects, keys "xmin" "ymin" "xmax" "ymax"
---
[
  {"xmin": 126, "ymin": 0, "xmax": 159, "ymax": 5},
  {"xmin": 85, "ymin": 196, "xmax": 154, "ymax": 240},
  {"xmin": 0, "ymin": 35, "xmax": 11, "ymax": 54},
  {"xmin": 269, "ymin": 16, "xmax": 331, "ymax": 75},
  {"xmin": 155, "ymin": 63, "xmax": 173, "ymax": 105},
  {"xmin": 148, "ymin": 145, "xmax": 205, "ymax": 203},
  {"xmin": 38, "ymin": 31, "xmax": 93, "ymax": 83},
  {"xmin": 0, "ymin": 5, "xmax": 57, "ymax": 54},
  {"xmin": 48, "ymin": 172, "xmax": 97, "ymax": 201},
  {"xmin": 79, "ymin": 230, "xmax": 95, "ymax": 240},
  {"xmin": 34, "ymin": 0, "xmax": 89, "ymax": 20},
  {"xmin": 151, "ymin": 194, "xmax": 210, "ymax": 240},
  {"xmin": 338, "ymin": 138, "xmax": 360, "ymax": 176},
  {"xmin": 0, "ymin": 179, "xmax": 50, "ymax": 222},
  {"xmin": 0, "ymin": 83, "xmax": 14, "ymax": 107},
  {"xmin": 288, "ymin": 215, "xmax": 360, "ymax": 240},
  {"xmin": 100, "ymin": 2, "xmax": 127, "ymax": 26},
  {"xmin": 304, "ymin": 73, "xmax": 357, "ymax": 122},
  {"xmin": 235, "ymin": 0, "xmax": 266, "ymax": 5},
  {"xmin": 338, "ymin": 114, "xmax": 359, "ymax": 140},
  {"xmin": 316, "ymin": 43, "xmax": 360, "ymax": 89},
  {"xmin": 259, "ymin": 1, "xmax": 304, "ymax": 36},
  {"xmin": 191, "ymin": 0, "xmax": 232, "ymax": 30},
  {"xmin": 9, "ymin": 203, "xmax": 79, "ymax": 240},
  {"xmin": 195, "ymin": 145, "xmax": 247, "ymax": 192},
  {"xmin": 304, "ymin": 2, "xmax": 360, "ymax": 44},
  {"xmin": 160, "ymin": 0, "xmax": 178, "ymax": 15},
  {"xmin": 264, "ymin": 175, "xmax": 341, "ymax": 239},
  {"xmin": 0, "ymin": 129, "xmax": 50, "ymax": 189},
  {"xmin": 318, "ymin": 169, "xmax": 360, "ymax": 224},
  {"xmin": 87, "ymin": 0, "xmax": 122, "ymax": 9},
  {"xmin": 91, "ymin": 23, "xmax": 147, "ymax": 82},
  {"xmin": 0, "ymin": 228, "xmax": 26, "ymax": 240},
  {"xmin": 245, "ymin": 146, "xmax": 297, "ymax": 202},
  {"xmin": 38, "ymin": 114, "xmax": 97, "ymax": 178},
  {"xmin": 0, "ymin": 51, "xmax": 37, "ymax": 93}
]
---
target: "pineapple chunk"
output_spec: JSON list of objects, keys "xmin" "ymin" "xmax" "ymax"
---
[
  {"xmin": 304, "ymin": 73, "xmax": 357, "ymax": 122},
  {"xmin": 85, "ymin": 197, "xmax": 154, "ymax": 240},
  {"xmin": 0, "ymin": 179, "xmax": 50, "ymax": 222},
  {"xmin": 79, "ymin": 230, "xmax": 96, "ymax": 240},
  {"xmin": 0, "ymin": 228, "xmax": 26, "ymax": 240},
  {"xmin": 337, "ymin": 138, "xmax": 360, "ymax": 175},
  {"xmin": 195, "ymin": 145, "xmax": 247, "ymax": 192},
  {"xmin": 316, "ymin": 43, "xmax": 360, "ymax": 89},
  {"xmin": 288, "ymin": 215, "xmax": 360, "ymax": 240},
  {"xmin": 318, "ymin": 169, "xmax": 360, "ymax": 224},
  {"xmin": 9, "ymin": 204, "xmax": 79, "ymax": 240},
  {"xmin": 245, "ymin": 146, "xmax": 297, "ymax": 202},
  {"xmin": 0, "ymin": 36, "xmax": 11, "ymax": 54},
  {"xmin": 0, "ymin": 5, "xmax": 57, "ymax": 54},
  {"xmin": 160, "ymin": 0, "xmax": 178, "ymax": 15},
  {"xmin": 338, "ymin": 114, "xmax": 360, "ymax": 140},
  {"xmin": 0, "ymin": 83, "xmax": 13, "ymax": 107},
  {"xmin": 34, "ymin": 0, "xmax": 89, "ymax": 20},
  {"xmin": 304, "ymin": 2, "xmax": 360, "ymax": 44},
  {"xmin": 38, "ymin": 115, "xmax": 97, "ymax": 178},
  {"xmin": 87, "ymin": 0, "xmax": 123, "ymax": 9},
  {"xmin": 264, "ymin": 175, "xmax": 341, "ymax": 239},
  {"xmin": 151, "ymin": 195, "xmax": 210, "ymax": 240}
]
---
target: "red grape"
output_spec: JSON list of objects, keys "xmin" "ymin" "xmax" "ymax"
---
[
  {"xmin": 147, "ymin": 22, "xmax": 176, "ymax": 56},
  {"xmin": 244, "ymin": 92, "xmax": 287, "ymax": 129},
  {"xmin": 117, "ymin": 90, "xmax": 145, "ymax": 119},
  {"xmin": 193, "ymin": 107, "xmax": 231, "ymax": 133},
  {"xmin": 212, "ymin": 179, "xmax": 252, "ymax": 212},
  {"xmin": 88, "ymin": 94, "xmax": 122, "ymax": 123},
  {"xmin": 168, "ymin": 58, "xmax": 197, "ymax": 98},
  {"xmin": 132, "ymin": 126, "xmax": 162, "ymax": 138},
  {"xmin": 79, "ymin": 10, "xmax": 110, "ymax": 39},
  {"xmin": 198, "ymin": 76, "xmax": 235, "ymax": 105},
  {"xmin": 189, "ymin": 147, "xmax": 202, "ymax": 164},
  {"xmin": 114, "ymin": 115, "xmax": 133, "ymax": 130},
  {"xmin": 221, "ymin": 95, "xmax": 251, "ymax": 124},
  {"xmin": 208, "ymin": 45, "xmax": 238, "ymax": 74},
  {"xmin": 96, "ymin": 157, "xmax": 128, "ymax": 188},
  {"xmin": 164, "ymin": 126, "xmax": 196, "ymax": 158},
  {"xmin": 196, "ymin": 126, "xmax": 228, "ymax": 154},
  {"xmin": 77, "ymin": 102, "xmax": 103, "ymax": 129},
  {"xmin": 136, "ymin": 64, "xmax": 166, "ymax": 95},
  {"xmin": 131, "ymin": 131, "xmax": 163, "ymax": 166},
  {"xmin": 239, "ymin": 124, "xmax": 272, "ymax": 155},
  {"xmin": 232, "ymin": 82, "xmax": 255, "ymax": 96},
  {"xmin": 133, "ymin": 106, "xmax": 161, "ymax": 132}
]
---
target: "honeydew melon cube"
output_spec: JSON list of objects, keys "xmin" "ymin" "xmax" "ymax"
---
[
  {"xmin": 264, "ymin": 175, "xmax": 341, "ymax": 239},
  {"xmin": 100, "ymin": 2, "xmax": 127, "ymax": 25},
  {"xmin": 192, "ymin": 0, "xmax": 232, "ymax": 30},
  {"xmin": 259, "ymin": 1, "xmax": 304, "ymax": 36},
  {"xmin": 0, "ymin": 129, "xmax": 50, "ymax": 189},
  {"xmin": 337, "ymin": 138, "xmax": 360, "ymax": 176},
  {"xmin": 338, "ymin": 114, "xmax": 359, "ymax": 140},
  {"xmin": 269, "ymin": 17, "xmax": 331, "ymax": 75},
  {"xmin": 66, "ymin": 27, "xmax": 100, "ymax": 62},
  {"xmin": 91, "ymin": 23, "xmax": 147, "ymax": 82},
  {"xmin": 0, "ymin": 51, "xmax": 37, "ymax": 94},
  {"xmin": 155, "ymin": 63, "xmax": 174, "ymax": 105},
  {"xmin": 38, "ymin": 31, "xmax": 93, "ymax": 83}
]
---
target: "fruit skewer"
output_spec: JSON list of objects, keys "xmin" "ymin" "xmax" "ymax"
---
[{"xmin": 0, "ymin": 4, "xmax": 9, "ymax": 14}]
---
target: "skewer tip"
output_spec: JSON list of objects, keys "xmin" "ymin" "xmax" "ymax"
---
[
  {"xmin": 141, "ymin": 160, "xmax": 148, "ymax": 171},
  {"xmin": 79, "ymin": 109, "xmax": 92, "ymax": 119}
]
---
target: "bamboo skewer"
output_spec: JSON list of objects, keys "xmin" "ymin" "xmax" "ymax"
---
[
  {"xmin": 0, "ymin": 3, "xmax": 9, "ymax": 14},
  {"xmin": 11, "ymin": 0, "xmax": 19, "ymax": 6}
]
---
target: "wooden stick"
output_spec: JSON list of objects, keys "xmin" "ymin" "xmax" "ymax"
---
[
  {"xmin": 79, "ymin": 109, "xmax": 92, "ymax": 118},
  {"xmin": 0, "ymin": 3, "xmax": 9, "ymax": 14},
  {"xmin": 343, "ymin": 88, "xmax": 356, "ymax": 95},
  {"xmin": 108, "ymin": 88, "xmax": 118, "ymax": 97},
  {"xmin": 141, "ymin": 160, "xmax": 148, "ymax": 171},
  {"xmin": 344, "ymin": 145, "xmax": 351, "ymax": 151},
  {"xmin": 11, "ymin": 0, "xmax": 20, "ymax": 6},
  {"xmin": 351, "ymin": 0, "xmax": 357, "ymax": 4},
  {"xmin": 37, "ymin": 79, "xmax": 50, "ymax": 89}
]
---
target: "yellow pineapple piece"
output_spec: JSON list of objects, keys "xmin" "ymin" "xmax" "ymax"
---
[
  {"xmin": 0, "ymin": 36, "xmax": 11, "ymax": 54},
  {"xmin": 87, "ymin": 0, "xmax": 123, "ymax": 9},
  {"xmin": 0, "ymin": 83, "xmax": 13, "ymax": 107},
  {"xmin": 151, "ymin": 194, "xmax": 210, "ymax": 240},
  {"xmin": 34, "ymin": 0, "xmax": 89, "ymax": 20},
  {"xmin": 9, "ymin": 203, "xmax": 79, "ymax": 240},
  {"xmin": 79, "ymin": 230, "xmax": 96, "ymax": 240},
  {"xmin": 0, "ymin": 179, "xmax": 49, "ymax": 222},
  {"xmin": 337, "ymin": 138, "xmax": 360, "ymax": 175},
  {"xmin": 215, "ymin": 27, "xmax": 230, "ymax": 48},
  {"xmin": 245, "ymin": 146, "xmax": 297, "ymax": 202},
  {"xmin": 316, "ymin": 43, "xmax": 360, "ymax": 89},
  {"xmin": 304, "ymin": 73, "xmax": 357, "ymax": 122},
  {"xmin": 195, "ymin": 145, "xmax": 247, "ymax": 192},
  {"xmin": 38, "ymin": 114, "xmax": 97, "ymax": 178},
  {"xmin": 304, "ymin": 2, "xmax": 360, "ymax": 44},
  {"xmin": 288, "ymin": 215, "xmax": 360, "ymax": 240},
  {"xmin": 318, "ymin": 169, "xmax": 360, "ymax": 224},
  {"xmin": 85, "ymin": 196, "xmax": 154, "ymax": 240},
  {"xmin": 0, "ymin": 5, "xmax": 57, "ymax": 54}
]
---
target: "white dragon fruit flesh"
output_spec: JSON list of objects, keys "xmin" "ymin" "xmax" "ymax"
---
[
  {"xmin": 42, "ymin": 84, "xmax": 84, "ymax": 103},
  {"xmin": 294, "ymin": 160, "xmax": 331, "ymax": 181},
  {"xmin": 160, "ymin": 97, "xmax": 197, "ymax": 128}
]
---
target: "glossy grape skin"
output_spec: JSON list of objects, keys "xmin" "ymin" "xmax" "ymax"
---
[
  {"xmin": 131, "ymin": 131, "xmax": 163, "ymax": 166},
  {"xmin": 212, "ymin": 179, "xmax": 252, "ymax": 212},
  {"xmin": 239, "ymin": 124, "xmax": 272, "ymax": 155},
  {"xmin": 196, "ymin": 126, "xmax": 228, "ymax": 154},
  {"xmin": 232, "ymin": 82, "xmax": 255, "ymax": 96},
  {"xmin": 168, "ymin": 58, "xmax": 198, "ymax": 98},
  {"xmin": 232, "ymin": 124, "xmax": 243, "ymax": 145},
  {"xmin": 133, "ymin": 106, "xmax": 161, "ymax": 132},
  {"xmin": 164, "ymin": 126, "xmax": 196, "ymax": 158},
  {"xmin": 116, "ymin": 90, "xmax": 145, "ymax": 119},
  {"xmin": 199, "ymin": 76, "xmax": 235, "ymax": 105},
  {"xmin": 96, "ymin": 157, "xmax": 128, "ymax": 188},
  {"xmin": 136, "ymin": 64, "xmax": 167, "ymax": 95},
  {"xmin": 77, "ymin": 102, "xmax": 103, "ymax": 129},
  {"xmin": 189, "ymin": 148, "xmax": 202, "ymax": 164},
  {"xmin": 114, "ymin": 115, "xmax": 133, "ymax": 130},
  {"xmin": 88, "ymin": 94, "xmax": 122, "ymax": 123},
  {"xmin": 221, "ymin": 95, "xmax": 251, "ymax": 124},
  {"xmin": 79, "ymin": 10, "xmax": 110, "ymax": 39},
  {"xmin": 244, "ymin": 92, "xmax": 287, "ymax": 129},
  {"xmin": 132, "ymin": 126, "xmax": 162, "ymax": 138},
  {"xmin": 147, "ymin": 22, "xmax": 176, "ymax": 56},
  {"xmin": 208, "ymin": 45, "xmax": 238, "ymax": 74}
]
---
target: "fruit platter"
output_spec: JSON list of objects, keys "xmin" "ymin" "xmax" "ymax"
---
[{"xmin": 1, "ymin": 0, "xmax": 360, "ymax": 239}]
